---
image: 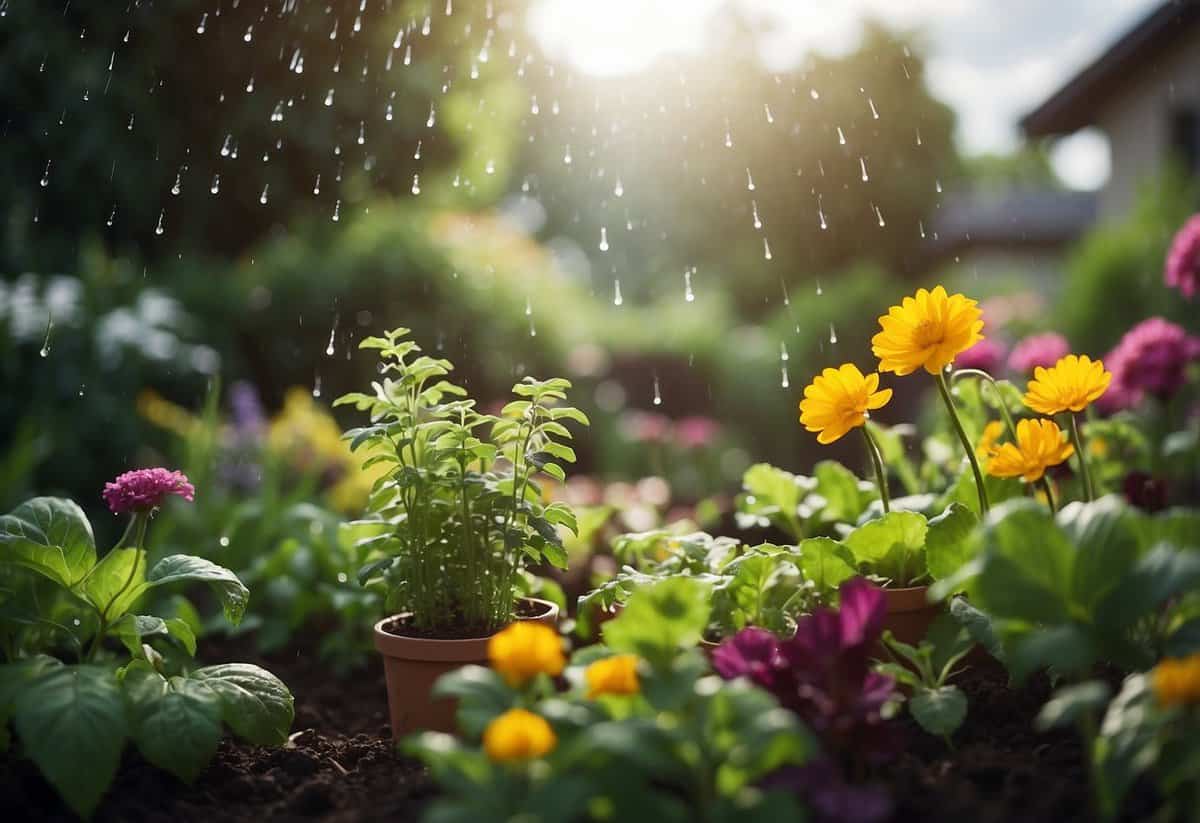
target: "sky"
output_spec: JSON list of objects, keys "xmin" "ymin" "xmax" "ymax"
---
[{"xmin": 528, "ymin": 0, "xmax": 1165, "ymax": 189}]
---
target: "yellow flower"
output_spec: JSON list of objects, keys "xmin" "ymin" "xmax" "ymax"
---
[
  {"xmin": 585, "ymin": 654, "xmax": 640, "ymax": 698},
  {"xmin": 1023, "ymin": 354, "xmax": 1112, "ymax": 415},
  {"xmin": 985, "ymin": 418, "xmax": 1075, "ymax": 483},
  {"xmin": 483, "ymin": 709, "xmax": 557, "ymax": 762},
  {"xmin": 975, "ymin": 420, "xmax": 1005, "ymax": 460},
  {"xmin": 871, "ymin": 286, "xmax": 984, "ymax": 376},
  {"xmin": 799, "ymin": 364, "xmax": 893, "ymax": 445},
  {"xmin": 1151, "ymin": 654, "xmax": 1200, "ymax": 707},
  {"xmin": 487, "ymin": 622, "xmax": 565, "ymax": 686}
]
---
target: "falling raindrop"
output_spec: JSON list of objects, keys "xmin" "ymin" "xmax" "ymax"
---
[
  {"xmin": 780, "ymin": 341, "xmax": 790, "ymax": 362},
  {"xmin": 598, "ymin": 226, "xmax": 609, "ymax": 251},
  {"xmin": 210, "ymin": 174, "xmax": 220, "ymax": 195},
  {"xmin": 915, "ymin": 128, "xmax": 922, "ymax": 146},
  {"xmin": 613, "ymin": 280, "xmax": 623, "ymax": 306},
  {"xmin": 613, "ymin": 177, "xmax": 624, "ymax": 197},
  {"xmin": 485, "ymin": 158, "xmax": 495, "ymax": 175},
  {"xmin": 259, "ymin": 184, "xmax": 269, "ymax": 205},
  {"xmin": 563, "ymin": 144, "xmax": 572, "ymax": 165},
  {"xmin": 530, "ymin": 95, "xmax": 540, "ymax": 115},
  {"xmin": 196, "ymin": 13, "xmax": 207, "ymax": 34},
  {"xmin": 106, "ymin": 204, "xmax": 116, "ymax": 226},
  {"xmin": 837, "ymin": 126, "xmax": 846, "ymax": 145},
  {"xmin": 426, "ymin": 104, "xmax": 436, "ymax": 127},
  {"xmin": 809, "ymin": 88, "xmax": 820, "ymax": 100},
  {"xmin": 39, "ymin": 160, "xmax": 50, "ymax": 187},
  {"xmin": 413, "ymin": 140, "xmax": 422, "ymax": 159},
  {"xmin": 829, "ymin": 324, "xmax": 838, "ymax": 344},
  {"xmin": 386, "ymin": 102, "xmax": 394, "ymax": 121},
  {"xmin": 220, "ymin": 134, "xmax": 233, "ymax": 156},
  {"xmin": 154, "ymin": 210, "xmax": 165, "ymax": 235},
  {"xmin": 764, "ymin": 103, "xmax": 774, "ymax": 124},
  {"xmin": 312, "ymin": 175, "xmax": 321, "ymax": 195},
  {"xmin": 357, "ymin": 122, "xmax": 365, "ymax": 145},
  {"xmin": 874, "ymin": 204, "xmax": 886, "ymax": 227},
  {"xmin": 411, "ymin": 174, "xmax": 421, "ymax": 195},
  {"xmin": 324, "ymin": 89, "xmax": 334, "ymax": 106},
  {"xmin": 39, "ymin": 313, "xmax": 53, "ymax": 357},
  {"xmin": 817, "ymin": 195, "xmax": 828, "ymax": 231},
  {"xmin": 332, "ymin": 200, "xmax": 341, "ymax": 222},
  {"xmin": 170, "ymin": 172, "xmax": 182, "ymax": 196},
  {"xmin": 326, "ymin": 316, "xmax": 338, "ymax": 356},
  {"xmin": 312, "ymin": 375, "xmax": 322, "ymax": 398},
  {"xmin": 243, "ymin": 25, "xmax": 253, "ymax": 43},
  {"xmin": 127, "ymin": 114, "xmax": 135, "ymax": 131},
  {"xmin": 859, "ymin": 157, "xmax": 869, "ymax": 182},
  {"xmin": 745, "ymin": 168, "xmax": 755, "ymax": 191},
  {"xmin": 868, "ymin": 98, "xmax": 879, "ymax": 119},
  {"xmin": 683, "ymin": 268, "xmax": 695, "ymax": 302},
  {"xmin": 815, "ymin": 280, "xmax": 823, "ymax": 296},
  {"xmin": 763, "ymin": 237, "xmax": 772, "ymax": 260},
  {"xmin": 918, "ymin": 220, "xmax": 926, "ymax": 239},
  {"xmin": 525, "ymin": 298, "xmax": 536, "ymax": 337},
  {"xmin": 652, "ymin": 375, "xmax": 662, "ymax": 406},
  {"xmin": 404, "ymin": 44, "xmax": 412, "ymax": 65},
  {"xmin": 781, "ymin": 365, "xmax": 790, "ymax": 389},
  {"xmin": 751, "ymin": 200, "xmax": 762, "ymax": 230},
  {"xmin": 724, "ymin": 120, "xmax": 733, "ymax": 148},
  {"xmin": 935, "ymin": 179, "xmax": 943, "ymax": 193}
]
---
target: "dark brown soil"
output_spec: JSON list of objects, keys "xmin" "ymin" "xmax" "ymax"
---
[{"xmin": 0, "ymin": 643, "xmax": 1159, "ymax": 822}]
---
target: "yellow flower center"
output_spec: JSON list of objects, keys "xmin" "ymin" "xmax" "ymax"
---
[{"xmin": 913, "ymin": 319, "xmax": 944, "ymax": 349}]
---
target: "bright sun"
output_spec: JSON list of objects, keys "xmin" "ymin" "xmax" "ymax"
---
[{"xmin": 527, "ymin": 0, "xmax": 726, "ymax": 76}]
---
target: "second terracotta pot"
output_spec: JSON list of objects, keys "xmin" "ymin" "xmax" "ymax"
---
[
  {"xmin": 373, "ymin": 597, "xmax": 559, "ymax": 739},
  {"xmin": 879, "ymin": 585, "xmax": 940, "ymax": 647}
]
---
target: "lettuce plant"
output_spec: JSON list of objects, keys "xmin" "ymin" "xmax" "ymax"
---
[
  {"xmin": 336, "ymin": 328, "xmax": 588, "ymax": 636},
  {"xmin": 409, "ymin": 578, "xmax": 814, "ymax": 822},
  {"xmin": 0, "ymin": 472, "xmax": 293, "ymax": 818}
]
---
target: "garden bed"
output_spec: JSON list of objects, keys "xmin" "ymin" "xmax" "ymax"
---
[{"xmin": 0, "ymin": 637, "xmax": 1156, "ymax": 822}]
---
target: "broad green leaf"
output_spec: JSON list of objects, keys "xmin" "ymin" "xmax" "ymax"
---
[
  {"xmin": 603, "ymin": 578, "xmax": 711, "ymax": 664},
  {"xmin": 1035, "ymin": 681, "xmax": 1112, "ymax": 731},
  {"xmin": 131, "ymin": 678, "xmax": 222, "ymax": 783},
  {"xmin": 13, "ymin": 665, "xmax": 127, "ymax": 818},
  {"xmin": 0, "ymin": 497, "xmax": 96, "ymax": 587},
  {"xmin": 796, "ymin": 537, "xmax": 857, "ymax": 593},
  {"xmin": 83, "ymin": 547, "xmax": 146, "ymax": 621},
  {"xmin": 142, "ymin": 555, "xmax": 250, "ymax": 625},
  {"xmin": 164, "ymin": 617, "xmax": 198, "ymax": 656},
  {"xmin": 974, "ymin": 499, "xmax": 1074, "ymax": 624},
  {"xmin": 1057, "ymin": 497, "xmax": 1139, "ymax": 610},
  {"xmin": 1008, "ymin": 624, "xmax": 1097, "ymax": 682},
  {"xmin": 1096, "ymin": 543, "xmax": 1200, "ymax": 635},
  {"xmin": 843, "ymin": 511, "xmax": 928, "ymax": 584},
  {"xmin": 191, "ymin": 663, "xmax": 294, "ymax": 745},
  {"xmin": 110, "ymin": 614, "xmax": 169, "ymax": 658},
  {"xmin": 813, "ymin": 461, "xmax": 865, "ymax": 524},
  {"xmin": 925, "ymin": 503, "xmax": 979, "ymax": 582},
  {"xmin": 910, "ymin": 686, "xmax": 967, "ymax": 737}
]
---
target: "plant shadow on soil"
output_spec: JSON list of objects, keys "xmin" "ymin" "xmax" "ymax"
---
[{"xmin": 0, "ymin": 639, "xmax": 1159, "ymax": 822}]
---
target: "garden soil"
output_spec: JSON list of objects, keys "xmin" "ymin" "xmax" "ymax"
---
[{"xmin": 0, "ymin": 643, "xmax": 1156, "ymax": 822}]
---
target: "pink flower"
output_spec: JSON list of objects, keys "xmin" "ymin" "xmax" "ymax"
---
[
  {"xmin": 1007, "ymin": 332, "xmax": 1070, "ymax": 374},
  {"xmin": 955, "ymin": 338, "xmax": 1006, "ymax": 373},
  {"xmin": 675, "ymin": 416, "xmax": 720, "ymax": 448},
  {"xmin": 103, "ymin": 468, "xmax": 195, "ymax": 514},
  {"xmin": 619, "ymin": 411, "xmax": 671, "ymax": 444},
  {"xmin": 1165, "ymin": 214, "xmax": 1200, "ymax": 300},
  {"xmin": 1101, "ymin": 317, "xmax": 1200, "ymax": 411}
]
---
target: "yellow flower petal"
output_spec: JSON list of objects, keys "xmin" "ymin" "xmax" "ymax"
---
[
  {"xmin": 798, "ymin": 363, "xmax": 892, "ymax": 445},
  {"xmin": 483, "ymin": 709, "xmax": 557, "ymax": 762},
  {"xmin": 487, "ymin": 622, "xmax": 565, "ymax": 687},
  {"xmin": 985, "ymin": 418, "xmax": 1074, "ymax": 483},
  {"xmin": 1022, "ymin": 354, "xmax": 1112, "ymax": 415},
  {"xmin": 871, "ymin": 286, "xmax": 984, "ymax": 376}
]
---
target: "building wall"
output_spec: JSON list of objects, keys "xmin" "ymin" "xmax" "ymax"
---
[{"xmin": 1095, "ymin": 28, "xmax": 1200, "ymax": 220}]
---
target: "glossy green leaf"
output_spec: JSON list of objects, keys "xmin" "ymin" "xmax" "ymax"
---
[
  {"xmin": 1057, "ymin": 497, "xmax": 1139, "ymax": 610},
  {"xmin": 796, "ymin": 537, "xmax": 857, "ymax": 593},
  {"xmin": 925, "ymin": 503, "xmax": 979, "ymax": 582},
  {"xmin": 142, "ymin": 555, "xmax": 250, "ymax": 625},
  {"xmin": 0, "ymin": 497, "xmax": 96, "ymax": 588},
  {"xmin": 84, "ymin": 548, "xmax": 146, "ymax": 620},
  {"xmin": 131, "ymin": 677, "xmax": 223, "ymax": 783},
  {"xmin": 910, "ymin": 685, "xmax": 967, "ymax": 737},
  {"xmin": 1035, "ymin": 681, "xmax": 1112, "ymax": 731},
  {"xmin": 973, "ymin": 500, "xmax": 1074, "ymax": 624},
  {"xmin": 191, "ymin": 663, "xmax": 294, "ymax": 745},
  {"xmin": 843, "ymin": 510, "xmax": 928, "ymax": 584},
  {"xmin": 603, "ymin": 578, "xmax": 711, "ymax": 664}
]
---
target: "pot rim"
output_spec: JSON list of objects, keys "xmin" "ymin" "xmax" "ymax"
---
[
  {"xmin": 880, "ymin": 584, "xmax": 935, "ymax": 613},
  {"xmin": 373, "ymin": 597, "xmax": 559, "ymax": 662}
]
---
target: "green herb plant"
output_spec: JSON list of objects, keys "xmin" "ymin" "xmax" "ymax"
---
[
  {"xmin": 336, "ymin": 328, "xmax": 588, "ymax": 636},
  {"xmin": 876, "ymin": 617, "xmax": 974, "ymax": 745},
  {"xmin": 0, "ymin": 494, "xmax": 294, "ymax": 818}
]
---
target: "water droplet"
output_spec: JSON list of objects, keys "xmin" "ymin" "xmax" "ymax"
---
[
  {"xmin": 404, "ymin": 44, "xmax": 412, "ymax": 66},
  {"xmin": 751, "ymin": 200, "xmax": 762, "ymax": 230},
  {"xmin": 598, "ymin": 226, "xmax": 609, "ymax": 251},
  {"xmin": 324, "ymin": 89, "xmax": 334, "ymax": 107},
  {"xmin": 683, "ymin": 268, "xmax": 695, "ymax": 302},
  {"xmin": 809, "ymin": 88, "xmax": 820, "ymax": 100},
  {"xmin": 170, "ymin": 173, "xmax": 182, "ymax": 196},
  {"xmin": 106, "ymin": 204, "xmax": 116, "ymax": 226},
  {"xmin": 563, "ymin": 144, "xmax": 572, "ymax": 165},
  {"xmin": 243, "ymin": 25, "xmax": 254, "ymax": 43},
  {"xmin": 652, "ymin": 375, "xmax": 662, "ymax": 406},
  {"xmin": 817, "ymin": 195, "xmax": 828, "ymax": 231},
  {"xmin": 39, "ymin": 313, "xmax": 53, "ymax": 357},
  {"xmin": 868, "ymin": 97, "xmax": 879, "ymax": 119},
  {"xmin": 312, "ymin": 174, "xmax": 321, "ymax": 195},
  {"xmin": 837, "ymin": 126, "xmax": 846, "ymax": 145},
  {"xmin": 485, "ymin": 158, "xmax": 495, "ymax": 175},
  {"xmin": 874, "ymin": 204, "xmax": 886, "ymax": 227},
  {"xmin": 613, "ymin": 177, "xmax": 624, "ymax": 197},
  {"xmin": 426, "ymin": 105, "xmax": 436, "ymax": 128},
  {"xmin": 332, "ymin": 200, "xmax": 341, "ymax": 222},
  {"xmin": 780, "ymin": 342, "xmax": 789, "ymax": 362},
  {"xmin": 915, "ymin": 127, "xmax": 922, "ymax": 146},
  {"xmin": 860, "ymin": 157, "xmax": 869, "ymax": 182},
  {"xmin": 411, "ymin": 174, "xmax": 421, "ymax": 195},
  {"xmin": 764, "ymin": 103, "xmax": 774, "ymax": 124},
  {"xmin": 39, "ymin": 160, "xmax": 50, "ymax": 187},
  {"xmin": 919, "ymin": 220, "xmax": 926, "ymax": 239},
  {"xmin": 781, "ymin": 366, "xmax": 790, "ymax": 388},
  {"xmin": 763, "ymin": 237, "xmax": 772, "ymax": 260},
  {"xmin": 196, "ymin": 13, "xmax": 207, "ymax": 34},
  {"xmin": 613, "ymin": 280, "xmax": 623, "ymax": 306},
  {"xmin": 210, "ymin": 174, "xmax": 220, "ymax": 195},
  {"xmin": 530, "ymin": 95, "xmax": 540, "ymax": 115},
  {"xmin": 154, "ymin": 210, "xmax": 165, "ymax": 235},
  {"xmin": 127, "ymin": 114, "xmax": 135, "ymax": 131},
  {"xmin": 935, "ymin": 179, "xmax": 943, "ymax": 193},
  {"xmin": 219, "ymin": 535, "xmax": 230, "ymax": 547},
  {"xmin": 815, "ymin": 280, "xmax": 823, "ymax": 296},
  {"xmin": 357, "ymin": 122, "xmax": 366, "ymax": 145},
  {"xmin": 259, "ymin": 184, "xmax": 269, "ymax": 205},
  {"xmin": 413, "ymin": 140, "xmax": 422, "ymax": 160},
  {"xmin": 745, "ymin": 168, "xmax": 755, "ymax": 191},
  {"xmin": 724, "ymin": 120, "xmax": 733, "ymax": 148},
  {"xmin": 312, "ymin": 375, "xmax": 322, "ymax": 398},
  {"xmin": 829, "ymin": 324, "xmax": 838, "ymax": 344}
]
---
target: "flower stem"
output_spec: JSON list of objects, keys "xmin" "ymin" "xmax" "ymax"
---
[
  {"xmin": 1039, "ymin": 477, "xmax": 1057, "ymax": 513},
  {"xmin": 952, "ymin": 368, "xmax": 1017, "ymax": 439},
  {"xmin": 861, "ymin": 426, "xmax": 891, "ymax": 514},
  {"xmin": 1068, "ymin": 413, "xmax": 1095, "ymax": 502},
  {"xmin": 937, "ymin": 370, "xmax": 989, "ymax": 515}
]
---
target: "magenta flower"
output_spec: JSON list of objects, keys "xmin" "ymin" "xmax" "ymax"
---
[
  {"xmin": 1101, "ymin": 317, "xmax": 1200, "ymax": 411},
  {"xmin": 103, "ymin": 468, "xmax": 195, "ymax": 514},
  {"xmin": 675, "ymin": 416, "xmax": 720, "ymax": 448},
  {"xmin": 1007, "ymin": 332, "xmax": 1070, "ymax": 374},
  {"xmin": 955, "ymin": 338, "xmax": 1006, "ymax": 373},
  {"xmin": 1165, "ymin": 214, "xmax": 1200, "ymax": 300}
]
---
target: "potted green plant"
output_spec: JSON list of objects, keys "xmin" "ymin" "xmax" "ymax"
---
[{"xmin": 335, "ymin": 328, "xmax": 588, "ymax": 736}]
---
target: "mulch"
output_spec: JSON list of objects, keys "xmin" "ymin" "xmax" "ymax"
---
[{"xmin": 0, "ymin": 640, "xmax": 1158, "ymax": 822}]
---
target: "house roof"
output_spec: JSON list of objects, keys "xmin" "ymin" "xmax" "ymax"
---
[
  {"xmin": 1021, "ymin": 0, "xmax": 1200, "ymax": 137},
  {"xmin": 925, "ymin": 189, "xmax": 1098, "ymax": 262}
]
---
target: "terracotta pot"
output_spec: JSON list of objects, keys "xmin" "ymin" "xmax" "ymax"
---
[
  {"xmin": 880, "ymin": 585, "xmax": 940, "ymax": 647},
  {"xmin": 373, "ymin": 597, "xmax": 559, "ymax": 739}
]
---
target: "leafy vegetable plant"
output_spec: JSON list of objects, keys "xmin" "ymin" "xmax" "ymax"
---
[
  {"xmin": 0, "ymin": 471, "xmax": 293, "ymax": 818},
  {"xmin": 410, "ymin": 578, "xmax": 814, "ymax": 822},
  {"xmin": 877, "ymin": 617, "xmax": 974, "ymax": 743},
  {"xmin": 336, "ymin": 328, "xmax": 588, "ymax": 637}
]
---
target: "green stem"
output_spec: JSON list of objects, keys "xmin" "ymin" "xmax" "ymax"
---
[
  {"xmin": 87, "ymin": 511, "xmax": 149, "ymax": 661},
  {"xmin": 1039, "ymin": 477, "xmax": 1057, "ymax": 513},
  {"xmin": 952, "ymin": 368, "xmax": 1017, "ymax": 439},
  {"xmin": 1068, "ymin": 413, "xmax": 1095, "ymax": 502},
  {"xmin": 861, "ymin": 426, "xmax": 891, "ymax": 514},
  {"xmin": 937, "ymin": 370, "xmax": 989, "ymax": 515}
]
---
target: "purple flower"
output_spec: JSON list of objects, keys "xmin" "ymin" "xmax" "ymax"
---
[
  {"xmin": 955, "ymin": 338, "xmax": 1006, "ymax": 373},
  {"xmin": 1101, "ymin": 317, "xmax": 1200, "ymax": 411},
  {"xmin": 103, "ymin": 468, "xmax": 195, "ymax": 514},
  {"xmin": 715, "ymin": 578, "xmax": 898, "ymax": 762},
  {"xmin": 229, "ymin": 380, "xmax": 266, "ymax": 434},
  {"xmin": 1123, "ymin": 471, "xmax": 1169, "ymax": 513},
  {"xmin": 1166, "ymin": 214, "xmax": 1200, "ymax": 300},
  {"xmin": 1007, "ymin": 332, "xmax": 1070, "ymax": 374},
  {"xmin": 675, "ymin": 416, "xmax": 720, "ymax": 449}
]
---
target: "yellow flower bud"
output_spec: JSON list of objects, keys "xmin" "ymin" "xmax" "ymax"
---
[
  {"xmin": 487, "ymin": 622, "xmax": 565, "ymax": 687},
  {"xmin": 585, "ymin": 654, "xmax": 640, "ymax": 699},
  {"xmin": 483, "ymin": 709, "xmax": 557, "ymax": 762},
  {"xmin": 1151, "ymin": 654, "xmax": 1200, "ymax": 708}
]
